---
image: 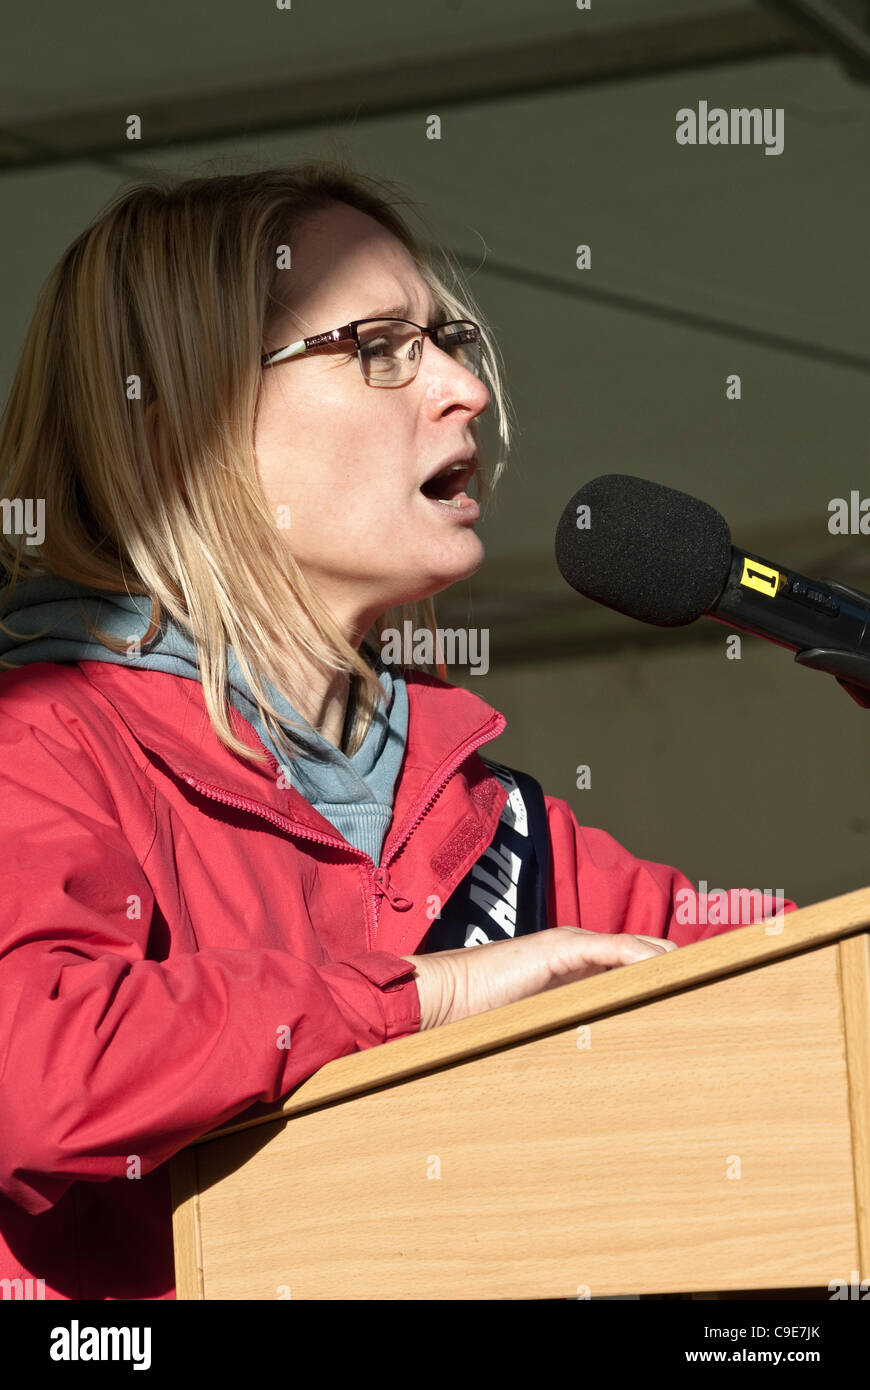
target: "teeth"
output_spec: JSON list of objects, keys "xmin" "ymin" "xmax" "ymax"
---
[{"xmin": 439, "ymin": 497, "xmax": 463, "ymax": 507}]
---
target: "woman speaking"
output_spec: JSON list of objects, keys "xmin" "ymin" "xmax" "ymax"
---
[{"xmin": 0, "ymin": 160, "xmax": 792, "ymax": 1300}]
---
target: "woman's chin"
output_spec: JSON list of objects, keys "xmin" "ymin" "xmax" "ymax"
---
[{"xmin": 405, "ymin": 541, "xmax": 485, "ymax": 602}]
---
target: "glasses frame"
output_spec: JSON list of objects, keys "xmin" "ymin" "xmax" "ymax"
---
[{"xmin": 260, "ymin": 317, "xmax": 482, "ymax": 386}]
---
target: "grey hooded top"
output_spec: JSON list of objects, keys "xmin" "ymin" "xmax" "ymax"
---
[{"xmin": 0, "ymin": 575, "xmax": 408, "ymax": 865}]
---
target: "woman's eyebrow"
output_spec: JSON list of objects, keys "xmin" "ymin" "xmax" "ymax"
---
[{"xmin": 360, "ymin": 300, "xmax": 444, "ymax": 324}]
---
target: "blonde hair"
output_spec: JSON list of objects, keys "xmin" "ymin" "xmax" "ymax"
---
[{"xmin": 0, "ymin": 158, "xmax": 514, "ymax": 763}]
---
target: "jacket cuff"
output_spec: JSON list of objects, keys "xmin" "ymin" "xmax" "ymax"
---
[{"xmin": 332, "ymin": 950, "xmax": 422, "ymax": 1041}]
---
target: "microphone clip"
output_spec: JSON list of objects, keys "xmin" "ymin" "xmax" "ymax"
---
[
  {"xmin": 794, "ymin": 648, "xmax": 870, "ymax": 708},
  {"xmin": 794, "ymin": 576, "xmax": 870, "ymax": 707}
]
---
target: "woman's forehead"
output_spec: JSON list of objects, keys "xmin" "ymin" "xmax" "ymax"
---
[{"xmin": 277, "ymin": 203, "xmax": 428, "ymax": 310}]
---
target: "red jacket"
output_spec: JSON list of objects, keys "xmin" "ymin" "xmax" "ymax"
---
[{"xmin": 0, "ymin": 659, "xmax": 796, "ymax": 1299}]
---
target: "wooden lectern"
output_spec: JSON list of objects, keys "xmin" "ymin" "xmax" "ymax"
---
[{"xmin": 170, "ymin": 888, "xmax": 870, "ymax": 1299}]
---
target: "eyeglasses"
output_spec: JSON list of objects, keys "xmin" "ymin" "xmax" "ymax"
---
[{"xmin": 260, "ymin": 317, "xmax": 483, "ymax": 387}]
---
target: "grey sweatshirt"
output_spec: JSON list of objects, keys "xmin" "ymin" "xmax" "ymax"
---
[{"xmin": 0, "ymin": 575, "xmax": 408, "ymax": 865}]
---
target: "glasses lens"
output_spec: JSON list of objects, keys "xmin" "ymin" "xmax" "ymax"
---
[
  {"xmin": 436, "ymin": 321, "xmax": 482, "ymax": 379},
  {"xmin": 357, "ymin": 320, "xmax": 422, "ymax": 383},
  {"xmin": 356, "ymin": 319, "xmax": 483, "ymax": 384}
]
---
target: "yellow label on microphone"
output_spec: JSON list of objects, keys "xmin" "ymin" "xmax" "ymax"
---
[{"xmin": 739, "ymin": 557, "xmax": 783, "ymax": 597}]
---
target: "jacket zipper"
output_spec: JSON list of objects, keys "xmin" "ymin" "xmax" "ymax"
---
[
  {"xmin": 181, "ymin": 710, "xmax": 505, "ymax": 940},
  {"xmin": 369, "ymin": 711, "xmax": 506, "ymax": 934}
]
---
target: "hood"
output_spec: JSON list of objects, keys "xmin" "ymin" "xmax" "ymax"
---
[{"xmin": 0, "ymin": 574, "xmax": 409, "ymax": 861}]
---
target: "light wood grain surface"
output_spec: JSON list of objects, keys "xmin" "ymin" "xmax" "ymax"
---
[
  {"xmin": 170, "ymin": 888, "xmax": 870, "ymax": 1298},
  {"xmin": 199, "ymin": 884, "xmax": 870, "ymax": 1142}
]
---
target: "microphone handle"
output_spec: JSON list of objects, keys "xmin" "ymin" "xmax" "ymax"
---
[
  {"xmin": 708, "ymin": 548, "xmax": 870, "ymax": 703},
  {"xmin": 708, "ymin": 547, "xmax": 870, "ymax": 657}
]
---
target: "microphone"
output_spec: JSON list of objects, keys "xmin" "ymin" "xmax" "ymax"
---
[{"xmin": 554, "ymin": 474, "xmax": 870, "ymax": 708}]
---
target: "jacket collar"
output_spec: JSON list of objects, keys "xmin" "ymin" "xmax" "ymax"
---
[{"xmin": 77, "ymin": 660, "xmax": 507, "ymax": 847}]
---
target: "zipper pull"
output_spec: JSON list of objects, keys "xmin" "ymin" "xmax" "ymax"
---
[{"xmin": 371, "ymin": 866, "xmax": 413, "ymax": 911}]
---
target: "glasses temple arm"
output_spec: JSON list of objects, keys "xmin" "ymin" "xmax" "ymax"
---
[{"xmin": 262, "ymin": 339, "xmax": 308, "ymax": 366}]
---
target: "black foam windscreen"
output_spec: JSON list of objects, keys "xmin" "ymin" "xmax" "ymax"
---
[{"xmin": 554, "ymin": 474, "xmax": 732, "ymax": 627}]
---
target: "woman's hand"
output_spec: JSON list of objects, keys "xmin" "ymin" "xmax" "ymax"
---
[{"xmin": 402, "ymin": 926, "xmax": 678, "ymax": 1031}]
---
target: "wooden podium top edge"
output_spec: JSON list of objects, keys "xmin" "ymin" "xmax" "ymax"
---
[{"xmin": 194, "ymin": 884, "xmax": 870, "ymax": 1147}]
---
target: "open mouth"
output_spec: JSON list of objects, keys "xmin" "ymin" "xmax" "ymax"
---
[{"xmin": 419, "ymin": 459, "xmax": 477, "ymax": 506}]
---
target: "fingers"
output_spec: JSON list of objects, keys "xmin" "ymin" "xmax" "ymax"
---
[
  {"xmin": 556, "ymin": 925, "xmax": 678, "ymax": 953},
  {"xmin": 548, "ymin": 927, "xmax": 679, "ymax": 981},
  {"xmin": 631, "ymin": 934, "xmax": 679, "ymax": 953}
]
